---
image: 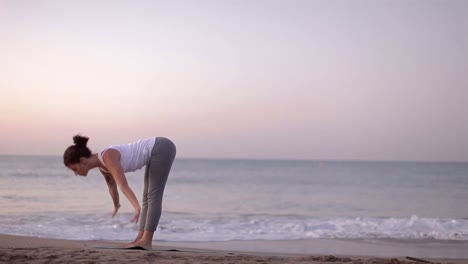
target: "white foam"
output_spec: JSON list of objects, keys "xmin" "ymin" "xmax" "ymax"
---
[{"xmin": 1, "ymin": 213, "xmax": 467, "ymax": 242}]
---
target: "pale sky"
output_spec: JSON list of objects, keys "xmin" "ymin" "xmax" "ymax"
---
[{"xmin": 1, "ymin": 0, "xmax": 467, "ymax": 161}]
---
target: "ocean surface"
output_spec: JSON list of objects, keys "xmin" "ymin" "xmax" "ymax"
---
[{"xmin": 0, "ymin": 155, "xmax": 467, "ymax": 242}]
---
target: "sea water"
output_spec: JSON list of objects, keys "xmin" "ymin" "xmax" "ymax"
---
[{"xmin": 0, "ymin": 155, "xmax": 467, "ymax": 242}]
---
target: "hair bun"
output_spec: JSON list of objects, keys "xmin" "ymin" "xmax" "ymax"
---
[{"xmin": 73, "ymin": 135, "xmax": 89, "ymax": 147}]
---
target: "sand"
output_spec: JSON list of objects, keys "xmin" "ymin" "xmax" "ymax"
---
[{"xmin": 1, "ymin": 234, "xmax": 467, "ymax": 264}]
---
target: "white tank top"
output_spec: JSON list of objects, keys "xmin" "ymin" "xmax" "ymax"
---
[{"xmin": 98, "ymin": 137, "xmax": 156, "ymax": 173}]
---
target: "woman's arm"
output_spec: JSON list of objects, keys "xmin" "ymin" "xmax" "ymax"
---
[
  {"xmin": 102, "ymin": 149, "xmax": 141, "ymax": 223},
  {"xmin": 99, "ymin": 167, "xmax": 120, "ymax": 217}
]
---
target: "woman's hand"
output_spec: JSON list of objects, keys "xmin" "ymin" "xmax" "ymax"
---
[
  {"xmin": 131, "ymin": 205, "xmax": 141, "ymax": 223},
  {"xmin": 103, "ymin": 149, "xmax": 142, "ymax": 224},
  {"xmin": 112, "ymin": 204, "xmax": 121, "ymax": 218}
]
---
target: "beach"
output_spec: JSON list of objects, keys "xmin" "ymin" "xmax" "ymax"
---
[
  {"xmin": 2, "ymin": 0, "xmax": 468, "ymax": 261},
  {"xmin": 1, "ymin": 234, "xmax": 467, "ymax": 264},
  {"xmin": 2, "ymin": 157, "xmax": 468, "ymax": 263}
]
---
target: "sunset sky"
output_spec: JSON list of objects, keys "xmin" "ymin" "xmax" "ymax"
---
[{"xmin": 1, "ymin": 0, "xmax": 467, "ymax": 161}]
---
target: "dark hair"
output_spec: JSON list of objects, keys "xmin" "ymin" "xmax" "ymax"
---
[{"xmin": 63, "ymin": 135, "xmax": 92, "ymax": 166}]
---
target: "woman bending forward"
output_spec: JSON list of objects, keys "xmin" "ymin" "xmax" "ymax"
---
[{"xmin": 63, "ymin": 135, "xmax": 176, "ymax": 249}]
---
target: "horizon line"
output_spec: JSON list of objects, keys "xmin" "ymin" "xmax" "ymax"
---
[{"xmin": 0, "ymin": 154, "xmax": 466, "ymax": 164}]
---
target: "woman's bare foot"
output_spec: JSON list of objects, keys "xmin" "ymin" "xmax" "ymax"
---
[
  {"xmin": 125, "ymin": 231, "xmax": 144, "ymax": 248},
  {"xmin": 125, "ymin": 239, "xmax": 152, "ymax": 250},
  {"xmin": 126, "ymin": 230, "xmax": 154, "ymax": 249}
]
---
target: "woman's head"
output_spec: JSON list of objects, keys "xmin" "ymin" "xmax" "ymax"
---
[{"xmin": 63, "ymin": 135, "xmax": 92, "ymax": 176}]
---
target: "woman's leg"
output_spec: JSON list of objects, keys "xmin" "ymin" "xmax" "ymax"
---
[
  {"xmin": 144, "ymin": 138, "xmax": 176, "ymax": 229},
  {"xmin": 139, "ymin": 165, "xmax": 150, "ymax": 230},
  {"xmin": 132, "ymin": 165, "xmax": 150, "ymax": 243},
  {"xmin": 127, "ymin": 138, "xmax": 176, "ymax": 249}
]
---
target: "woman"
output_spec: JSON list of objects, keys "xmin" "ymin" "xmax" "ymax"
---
[{"xmin": 63, "ymin": 135, "xmax": 176, "ymax": 250}]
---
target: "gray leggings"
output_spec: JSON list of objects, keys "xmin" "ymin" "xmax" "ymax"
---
[{"xmin": 139, "ymin": 137, "xmax": 176, "ymax": 232}]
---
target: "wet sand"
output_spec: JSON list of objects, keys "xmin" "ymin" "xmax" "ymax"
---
[{"xmin": 1, "ymin": 234, "xmax": 467, "ymax": 264}]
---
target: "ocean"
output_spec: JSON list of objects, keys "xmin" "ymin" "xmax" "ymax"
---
[{"xmin": 1, "ymin": 155, "xmax": 467, "ymax": 243}]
